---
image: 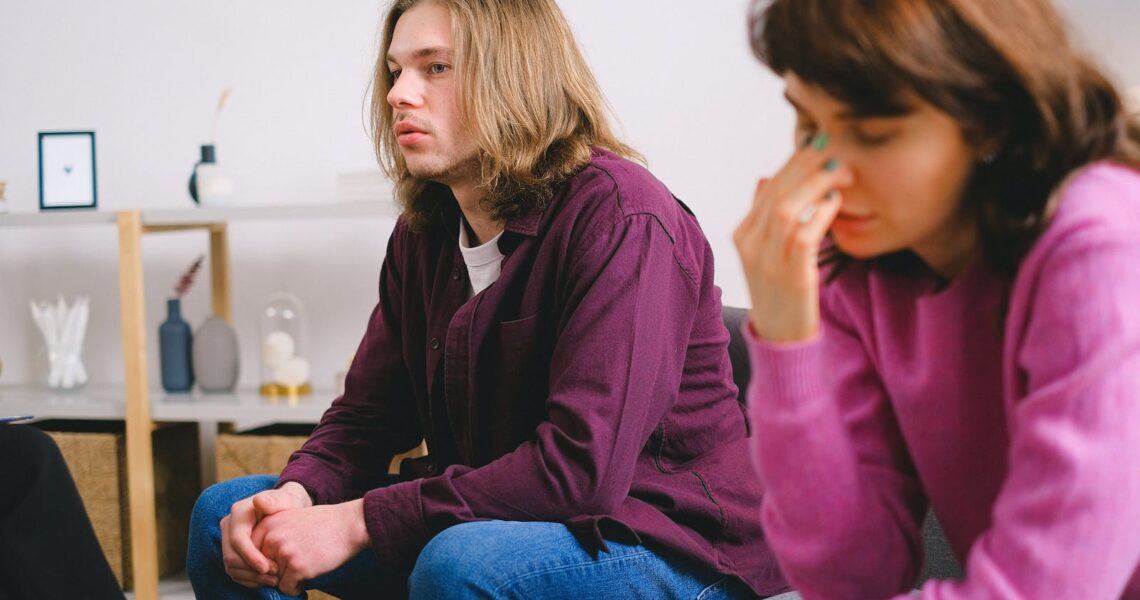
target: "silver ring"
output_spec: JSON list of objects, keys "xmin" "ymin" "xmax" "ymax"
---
[{"xmin": 797, "ymin": 204, "xmax": 817, "ymax": 225}]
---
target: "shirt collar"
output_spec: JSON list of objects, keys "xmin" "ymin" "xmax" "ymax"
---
[
  {"xmin": 433, "ymin": 192, "xmax": 546, "ymax": 239},
  {"xmin": 504, "ymin": 210, "xmax": 542, "ymax": 237}
]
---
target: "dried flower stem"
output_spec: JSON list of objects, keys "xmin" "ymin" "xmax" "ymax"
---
[
  {"xmin": 174, "ymin": 255, "xmax": 206, "ymax": 298},
  {"xmin": 210, "ymin": 87, "xmax": 232, "ymax": 142}
]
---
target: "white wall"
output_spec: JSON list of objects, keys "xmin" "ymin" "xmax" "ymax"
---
[{"xmin": 1, "ymin": 0, "xmax": 1137, "ymax": 390}]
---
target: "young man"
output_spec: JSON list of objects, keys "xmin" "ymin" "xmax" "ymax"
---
[{"xmin": 188, "ymin": 1, "xmax": 785, "ymax": 598}]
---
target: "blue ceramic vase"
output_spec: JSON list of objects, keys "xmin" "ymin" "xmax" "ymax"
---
[{"xmin": 159, "ymin": 298, "xmax": 194, "ymax": 392}]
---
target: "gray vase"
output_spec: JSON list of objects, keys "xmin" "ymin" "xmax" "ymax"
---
[{"xmin": 192, "ymin": 315, "xmax": 240, "ymax": 393}]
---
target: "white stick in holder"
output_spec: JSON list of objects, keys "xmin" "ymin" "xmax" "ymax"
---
[{"xmin": 30, "ymin": 296, "xmax": 90, "ymax": 390}]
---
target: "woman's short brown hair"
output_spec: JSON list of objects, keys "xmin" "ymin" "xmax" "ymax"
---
[{"xmin": 751, "ymin": 0, "xmax": 1140, "ymax": 278}]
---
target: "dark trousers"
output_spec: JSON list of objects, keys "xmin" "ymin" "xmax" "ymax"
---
[{"xmin": 0, "ymin": 425, "xmax": 124, "ymax": 600}]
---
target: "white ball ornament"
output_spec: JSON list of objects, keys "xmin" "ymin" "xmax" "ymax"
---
[
  {"xmin": 274, "ymin": 356, "xmax": 311, "ymax": 387},
  {"xmin": 262, "ymin": 330, "xmax": 295, "ymax": 369}
]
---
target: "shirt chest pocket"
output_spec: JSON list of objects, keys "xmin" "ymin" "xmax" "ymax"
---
[{"xmin": 475, "ymin": 312, "xmax": 551, "ymax": 462}]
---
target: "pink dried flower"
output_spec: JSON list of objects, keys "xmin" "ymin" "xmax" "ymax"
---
[{"xmin": 173, "ymin": 255, "xmax": 205, "ymax": 298}]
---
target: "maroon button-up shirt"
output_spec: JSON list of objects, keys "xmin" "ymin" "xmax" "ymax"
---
[{"xmin": 279, "ymin": 149, "xmax": 786, "ymax": 595}]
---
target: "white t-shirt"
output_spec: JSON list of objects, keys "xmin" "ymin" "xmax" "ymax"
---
[{"xmin": 458, "ymin": 218, "xmax": 505, "ymax": 299}]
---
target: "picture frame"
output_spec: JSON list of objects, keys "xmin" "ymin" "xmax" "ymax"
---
[{"xmin": 38, "ymin": 131, "xmax": 98, "ymax": 210}]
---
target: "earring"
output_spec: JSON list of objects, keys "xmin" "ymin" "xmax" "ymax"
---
[{"xmin": 982, "ymin": 151, "xmax": 997, "ymax": 165}]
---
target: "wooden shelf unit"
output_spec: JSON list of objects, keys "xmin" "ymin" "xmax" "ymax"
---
[{"xmin": 0, "ymin": 201, "xmax": 395, "ymax": 599}]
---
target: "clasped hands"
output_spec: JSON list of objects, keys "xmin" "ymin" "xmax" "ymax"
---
[{"xmin": 220, "ymin": 481, "xmax": 371, "ymax": 596}]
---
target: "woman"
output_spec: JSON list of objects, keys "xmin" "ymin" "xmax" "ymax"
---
[
  {"xmin": 734, "ymin": 0, "xmax": 1140, "ymax": 598},
  {"xmin": 0, "ymin": 424, "xmax": 124, "ymax": 599}
]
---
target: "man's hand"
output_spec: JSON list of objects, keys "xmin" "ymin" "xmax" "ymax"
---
[
  {"xmin": 220, "ymin": 483, "xmax": 312, "ymax": 588},
  {"xmin": 252, "ymin": 498, "xmax": 371, "ymax": 596}
]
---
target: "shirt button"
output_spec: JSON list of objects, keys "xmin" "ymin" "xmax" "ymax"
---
[
  {"xmin": 430, "ymin": 337, "xmax": 441, "ymax": 350},
  {"xmin": 451, "ymin": 268, "xmax": 462, "ymax": 281}
]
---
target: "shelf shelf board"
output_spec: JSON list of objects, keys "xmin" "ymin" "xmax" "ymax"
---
[
  {"xmin": 0, "ymin": 210, "xmax": 117, "ymax": 227},
  {"xmin": 0, "ymin": 384, "xmax": 334, "ymax": 426},
  {"xmin": 139, "ymin": 200, "xmax": 398, "ymax": 226},
  {"xmin": 0, "ymin": 200, "xmax": 398, "ymax": 229}
]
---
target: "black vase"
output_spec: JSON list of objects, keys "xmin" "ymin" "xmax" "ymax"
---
[
  {"xmin": 187, "ymin": 144, "xmax": 216, "ymax": 205},
  {"xmin": 159, "ymin": 298, "xmax": 194, "ymax": 392}
]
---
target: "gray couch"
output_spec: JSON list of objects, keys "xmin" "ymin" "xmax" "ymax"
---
[{"xmin": 722, "ymin": 306, "xmax": 963, "ymax": 585}]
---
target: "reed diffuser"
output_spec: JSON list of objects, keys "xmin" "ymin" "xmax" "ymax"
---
[{"xmin": 188, "ymin": 88, "xmax": 236, "ymax": 207}]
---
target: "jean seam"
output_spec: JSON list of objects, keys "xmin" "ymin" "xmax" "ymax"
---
[
  {"xmin": 492, "ymin": 547, "xmax": 655, "ymax": 595},
  {"xmin": 267, "ymin": 586, "xmax": 287, "ymax": 600},
  {"xmin": 695, "ymin": 577, "xmax": 727, "ymax": 600}
]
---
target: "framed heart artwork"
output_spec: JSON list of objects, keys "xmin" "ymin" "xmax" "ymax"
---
[{"xmin": 38, "ymin": 131, "xmax": 97, "ymax": 210}]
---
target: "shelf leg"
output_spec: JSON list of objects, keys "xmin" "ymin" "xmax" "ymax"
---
[
  {"xmin": 117, "ymin": 210, "xmax": 159, "ymax": 600},
  {"xmin": 199, "ymin": 420, "xmax": 219, "ymax": 489},
  {"xmin": 209, "ymin": 223, "xmax": 231, "ymax": 322},
  {"xmin": 207, "ymin": 224, "xmax": 228, "ymax": 488}
]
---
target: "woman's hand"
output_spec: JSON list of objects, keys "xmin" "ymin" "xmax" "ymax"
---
[{"xmin": 734, "ymin": 133, "xmax": 853, "ymax": 343}]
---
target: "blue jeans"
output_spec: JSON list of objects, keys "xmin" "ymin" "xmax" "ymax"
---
[{"xmin": 188, "ymin": 475, "xmax": 755, "ymax": 599}]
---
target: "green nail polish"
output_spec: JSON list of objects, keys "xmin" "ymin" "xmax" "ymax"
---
[
  {"xmin": 812, "ymin": 133, "xmax": 830, "ymax": 151},
  {"xmin": 825, "ymin": 158, "xmax": 839, "ymax": 172}
]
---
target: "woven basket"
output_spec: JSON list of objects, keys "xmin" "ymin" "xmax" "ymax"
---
[
  {"xmin": 37, "ymin": 420, "xmax": 200, "ymax": 591},
  {"xmin": 215, "ymin": 424, "xmax": 312, "ymax": 481},
  {"xmin": 216, "ymin": 424, "xmax": 426, "ymax": 481}
]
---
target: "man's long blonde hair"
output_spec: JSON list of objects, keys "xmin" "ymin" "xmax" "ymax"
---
[{"xmin": 372, "ymin": 0, "xmax": 642, "ymax": 230}]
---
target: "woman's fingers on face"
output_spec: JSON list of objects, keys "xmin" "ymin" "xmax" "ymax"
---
[
  {"xmin": 741, "ymin": 177, "xmax": 771, "ymax": 229},
  {"xmin": 736, "ymin": 177, "xmax": 772, "ymax": 255},
  {"xmin": 756, "ymin": 143, "xmax": 839, "ymax": 258},
  {"xmin": 753, "ymin": 177, "xmax": 770, "ymax": 202},
  {"xmin": 759, "ymin": 129, "xmax": 836, "ymax": 211},
  {"xmin": 763, "ymin": 159, "xmax": 852, "ymax": 254},
  {"xmin": 788, "ymin": 191, "xmax": 843, "ymax": 263},
  {"xmin": 786, "ymin": 162, "xmax": 852, "ymax": 223},
  {"xmin": 804, "ymin": 190, "xmax": 844, "ymax": 240},
  {"xmin": 765, "ymin": 172, "xmax": 848, "ymax": 269},
  {"xmin": 773, "ymin": 131, "xmax": 838, "ymax": 194},
  {"xmin": 741, "ymin": 131, "xmax": 850, "ymax": 264}
]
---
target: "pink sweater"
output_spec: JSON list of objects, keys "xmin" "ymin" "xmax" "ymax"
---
[{"xmin": 747, "ymin": 162, "xmax": 1140, "ymax": 599}]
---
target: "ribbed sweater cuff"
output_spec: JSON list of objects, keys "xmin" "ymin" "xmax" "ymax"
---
[{"xmin": 740, "ymin": 320, "xmax": 827, "ymax": 412}]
